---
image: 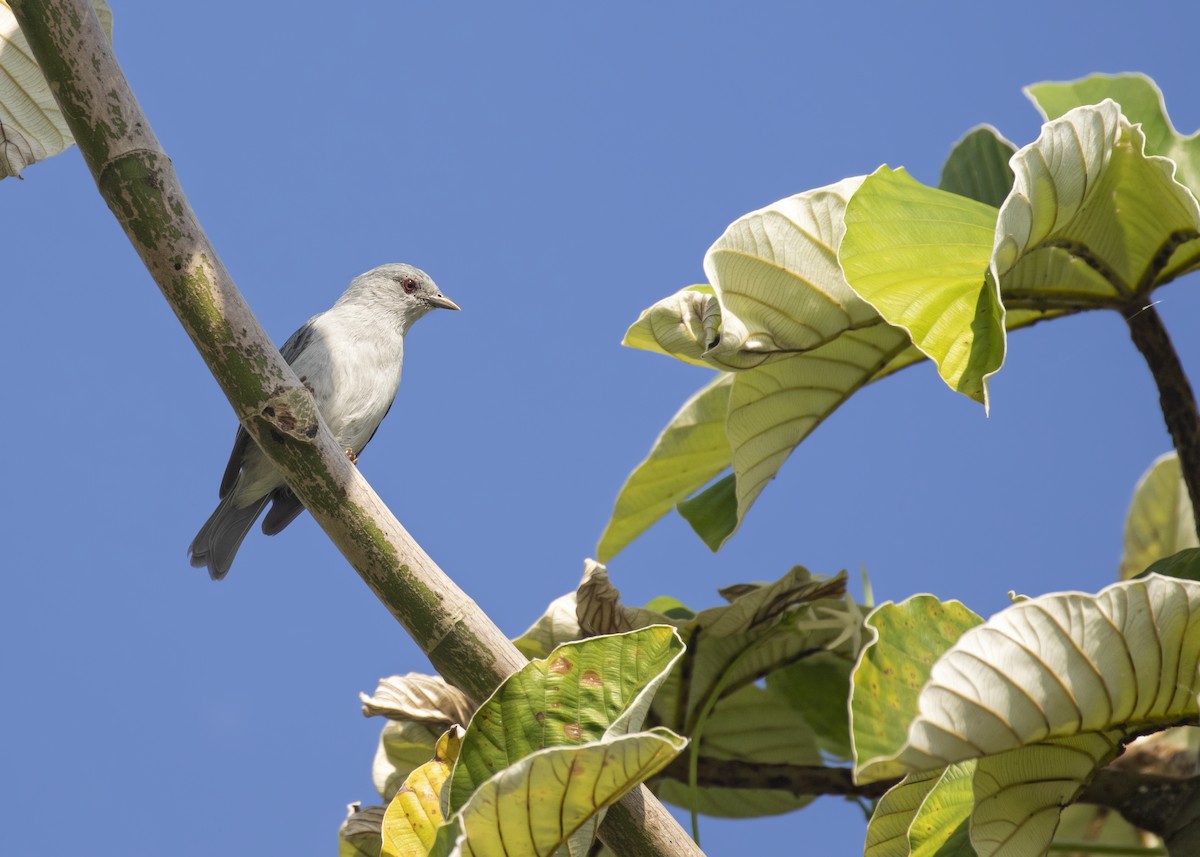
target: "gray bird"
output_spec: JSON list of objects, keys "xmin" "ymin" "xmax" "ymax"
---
[{"xmin": 188, "ymin": 263, "xmax": 459, "ymax": 580}]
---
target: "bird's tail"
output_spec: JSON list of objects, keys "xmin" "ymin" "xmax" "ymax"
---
[{"xmin": 188, "ymin": 493, "xmax": 270, "ymax": 581}]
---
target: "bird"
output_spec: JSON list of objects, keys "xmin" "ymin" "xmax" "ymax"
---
[{"xmin": 188, "ymin": 263, "xmax": 459, "ymax": 580}]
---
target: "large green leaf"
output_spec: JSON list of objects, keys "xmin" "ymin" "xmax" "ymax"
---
[
  {"xmin": 898, "ymin": 575, "xmax": 1200, "ymax": 773},
  {"xmin": 622, "ymin": 285, "xmax": 733, "ymax": 368},
  {"xmin": 0, "ymin": 0, "xmax": 112, "ymax": 178},
  {"xmin": 766, "ymin": 651, "xmax": 855, "ymax": 760},
  {"xmin": 992, "ymin": 100, "xmax": 1200, "ymax": 306},
  {"xmin": 968, "ymin": 732, "xmax": 1122, "ymax": 857},
  {"xmin": 1026, "ymin": 72, "xmax": 1200, "ymax": 197},
  {"xmin": 446, "ymin": 626, "xmax": 685, "ymax": 812},
  {"xmin": 571, "ymin": 563, "xmax": 860, "ymax": 817},
  {"xmin": 702, "ymin": 175, "xmax": 873, "ymax": 360},
  {"xmin": 443, "ymin": 731, "xmax": 686, "ymax": 857},
  {"xmin": 851, "ymin": 576, "xmax": 1200, "ymax": 857},
  {"xmin": 938, "ymin": 125, "xmax": 1017, "ymax": 209},
  {"xmin": 1120, "ymin": 451, "xmax": 1198, "ymax": 580},
  {"xmin": 597, "ymin": 374, "xmax": 733, "ymax": 561},
  {"xmin": 840, "ymin": 166, "xmax": 1003, "ymax": 406},
  {"xmin": 852, "ymin": 597, "xmax": 983, "ymax": 783},
  {"xmin": 512, "ymin": 591, "xmax": 582, "ymax": 659},
  {"xmin": 655, "ymin": 684, "xmax": 822, "ymax": 818},
  {"xmin": 863, "ymin": 768, "xmax": 943, "ymax": 857}
]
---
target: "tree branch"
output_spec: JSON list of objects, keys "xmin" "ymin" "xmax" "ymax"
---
[
  {"xmin": 7, "ymin": 2, "xmax": 702, "ymax": 855},
  {"xmin": 1124, "ymin": 302, "xmax": 1200, "ymax": 538},
  {"xmin": 659, "ymin": 756, "xmax": 895, "ymax": 799}
]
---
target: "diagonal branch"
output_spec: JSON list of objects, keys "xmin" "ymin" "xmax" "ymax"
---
[
  {"xmin": 1124, "ymin": 301, "xmax": 1200, "ymax": 538},
  {"xmin": 6, "ymin": 2, "xmax": 702, "ymax": 855}
]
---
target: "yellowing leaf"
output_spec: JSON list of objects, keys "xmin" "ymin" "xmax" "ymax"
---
[{"xmin": 381, "ymin": 728, "xmax": 463, "ymax": 857}]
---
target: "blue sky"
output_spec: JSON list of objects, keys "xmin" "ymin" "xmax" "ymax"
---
[{"xmin": 4, "ymin": 1, "xmax": 1199, "ymax": 854}]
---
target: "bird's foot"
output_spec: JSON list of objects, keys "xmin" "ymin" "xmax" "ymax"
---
[{"xmin": 345, "ymin": 448, "xmax": 359, "ymax": 466}]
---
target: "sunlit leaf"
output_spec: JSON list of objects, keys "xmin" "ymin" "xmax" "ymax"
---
[
  {"xmin": 863, "ymin": 768, "xmax": 942, "ymax": 857},
  {"xmin": 702, "ymin": 175, "xmax": 872, "ymax": 360},
  {"xmin": 597, "ymin": 374, "xmax": 733, "ymax": 561},
  {"xmin": 840, "ymin": 166, "xmax": 1003, "ymax": 406},
  {"xmin": 968, "ymin": 731, "xmax": 1122, "ymax": 857},
  {"xmin": 907, "ymin": 761, "xmax": 975, "ymax": 857},
  {"xmin": 381, "ymin": 728, "xmax": 463, "ymax": 857},
  {"xmin": 513, "ymin": 591, "xmax": 581, "ymax": 659},
  {"xmin": 622, "ymin": 285, "xmax": 732, "ymax": 368},
  {"xmin": 1026, "ymin": 72, "xmax": 1200, "ymax": 197},
  {"xmin": 900, "ymin": 575, "xmax": 1200, "ymax": 773},
  {"xmin": 0, "ymin": 0, "xmax": 112, "ymax": 179},
  {"xmin": 374, "ymin": 720, "xmax": 445, "ymax": 802},
  {"xmin": 361, "ymin": 673, "xmax": 474, "ymax": 726},
  {"xmin": 938, "ymin": 125, "xmax": 1017, "ymax": 209},
  {"xmin": 852, "ymin": 597, "xmax": 983, "ymax": 783},
  {"xmin": 446, "ymin": 626, "xmax": 685, "ymax": 812},
  {"xmin": 447, "ymin": 731, "xmax": 686, "ymax": 857},
  {"xmin": 1120, "ymin": 451, "xmax": 1198, "ymax": 580},
  {"xmin": 992, "ymin": 100, "xmax": 1200, "ymax": 308}
]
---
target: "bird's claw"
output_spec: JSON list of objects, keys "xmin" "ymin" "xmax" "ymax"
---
[{"xmin": 345, "ymin": 448, "xmax": 359, "ymax": 466}]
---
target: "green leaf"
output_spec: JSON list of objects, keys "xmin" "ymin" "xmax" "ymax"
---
[
  {"xmin": 1026, "ymin": 72, "xmax": 1200, "ymax": 197},
  {"xmin": 446, "ymin": 730, "xmax": 686, "ymax": 857},
  {"xmin": 702, "ymin": 175, "xmax": 874, "ymax": 360},
  {"xmin": 339, "ymin": 804, "xmax": 386, "ymax": 857},
  {"xmin": 992, "ymin": 100, "xmax": 1200, "ymax": 307},
  {"xmin": 655, "ymin": 684, "xmax": 822, "ymax": 818},
  {"xmin": 446, "ymin": 626, "xmax": 685, "ymax": 813},
  {"xmin": 512, "ymin": 592, "xmax": 581, "ymax": 660},
  {"xmin": 381, "ymin": 728, "xmax": 462, "ymax": 857},
  {"xmin": 374, "ymin": 721, "xmax": 446, "ymax": 802},
  {"xmin": 1120, "ymin": 451, "xmax": 1198, "ymax": 580},
  {"xmin": 968, "ymin": 732, "xmax": 1122, "ymax": 857},
  {"xmin": 907, "ymin": 762, "xmax": 976, "ymax": 857},
  {"xmin": 0, "ymin": 0, "xmax": 113, "ymax": 179},
  {"xmin": 1143, "ymin": 548, "xmax": 1200, "ymax": 582},
  {"xmin": 851, "ymin": 597, "xmax": 984, "ymax": 784},
  {"xmin": 864, "ymin": 769, "xmax": 942, "ymax": 857},
  {"xmin": 597, "ymin": 374, "xmax": 733, "ymax": 561},
  {"xmin": 897, "ymin": 575, "xmax": 1200, "ymax": 774},
  {"xmin": 840, "ymin": 166, "xmax": 1003, "ymax": 406},
  {"xmin": 767, "ymin": 651, "xmax": 855, "ymax": 760},
  {"xmin": 622, "ymin": 285, "xmax": 740, "ymax": 369},
  {"xmin": 676, "ymin": 473, "xmax": 736, "ymax": 551},
  {"xmin": 938, "ymin": 125, "xmax": 1017, "ymax": 209}
]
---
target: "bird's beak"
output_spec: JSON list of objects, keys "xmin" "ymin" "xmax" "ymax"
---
[{"xmin": 427, "ymin": 293, "xmax": 461, "ymax": 311}]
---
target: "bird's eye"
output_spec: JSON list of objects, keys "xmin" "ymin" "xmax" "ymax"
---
[{"xmin": 401, "ymin": 278, "xmax": 418, "ymax": 294}]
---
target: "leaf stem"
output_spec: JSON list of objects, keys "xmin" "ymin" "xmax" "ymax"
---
[{"xmin": 1123, "ymin": 301, "xmax": 1200, "ymax": 538}]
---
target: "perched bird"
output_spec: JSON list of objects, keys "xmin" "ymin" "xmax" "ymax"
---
[{"xmin": 188, "ymin": 263, "xmax": 459, "ymax": 580}]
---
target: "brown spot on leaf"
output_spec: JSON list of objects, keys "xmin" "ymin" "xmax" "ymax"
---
[
  {"xmin": 563, "ymin": 723, "xmax": 582, "ymax": 741},
  {"xmin": 549, "ymin": 656, "xmax": 573, "ymax": 675},
  {"xmin": 580, "ymin": 670, "xmax": 603, "ymax": 688},
  {"xmin": 535, "ymin": 711, "xmax": 545, "ymax": 722}
]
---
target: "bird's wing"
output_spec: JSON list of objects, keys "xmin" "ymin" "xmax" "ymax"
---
[
  {"xmin": 218, "ymin": 319, "xmax": 317, "ymax": 498},
  {"xmin": 357, "ymin": 393, "xmax": 397, "ymax": 455},
  {"xmin": 279, "ymin": 318, "xmax": 317, "ymax": 364}
]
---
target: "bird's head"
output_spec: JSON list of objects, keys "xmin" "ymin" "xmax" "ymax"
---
[{"xmin": 340, "ymin": 263, "xmax": 460, "ymax": 330}]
